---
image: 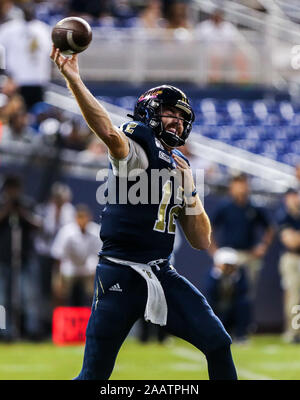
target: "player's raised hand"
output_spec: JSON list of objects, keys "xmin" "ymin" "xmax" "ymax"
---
[
  {"xmin": 50, "ymin": 45, "xmax": 80, "ymax": 84},
  {"xmin": 172, "ymin": 153, "xmax": 195, "ymax": 194}
]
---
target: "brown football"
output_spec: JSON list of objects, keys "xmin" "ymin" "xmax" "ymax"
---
[{"xmin": 51, "ymin": 17, "xmax": 92, "ymax": 55}]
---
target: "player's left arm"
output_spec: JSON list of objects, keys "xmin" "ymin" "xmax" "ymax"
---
[{"xmin": 173, "ymin": 154, "xmax": 211, "ymax": 250}]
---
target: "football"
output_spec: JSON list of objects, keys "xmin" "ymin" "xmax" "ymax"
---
[{"xmin": 51, "ymin": 17, "xmax": 92, "ymax": 55}]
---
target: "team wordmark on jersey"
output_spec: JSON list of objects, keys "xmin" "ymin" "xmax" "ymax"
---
[{"xmin": 159, "ymin": 151, "xmax": 171, "ymax": 163}]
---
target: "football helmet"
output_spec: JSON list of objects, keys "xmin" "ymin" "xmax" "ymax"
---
[{"xmin": 130, "ymin": 85, "xmax": 195, "ymax": 148}]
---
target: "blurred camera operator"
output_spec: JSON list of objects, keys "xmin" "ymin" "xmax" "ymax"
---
[
  {"xmin": 0, "ymin": 175, "xmax": 40, "ymax": 240},
  {"xmin": 205, "ymin": 247, "xmax": 251, "ymax": 343},
  {"xmin": 0, "ymin": 175, "xmax": 41, "ymax": 340},
  {"xmin": 35, "ymin": 182, "xmax": 75, "ymax": 338},
  {"xmin": 209, "ymin": 173, "xmax": 274, "ymax": 300},
  {"xmin": 51, "ymin": 204, "xmax": 100, "ymax": 308},
  {"xmin": 1, "ymin": 109, "xmax": 35, "ymax": 144}
]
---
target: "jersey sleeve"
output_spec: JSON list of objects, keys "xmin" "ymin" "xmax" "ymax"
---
[{"xmin": 108, "ymin": 137, "xmax": 149, "ymax": 176}]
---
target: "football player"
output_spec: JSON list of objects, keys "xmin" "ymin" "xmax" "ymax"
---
[{"xmin": 51, "ymin": 46, "xmax": 237, "ymax": 380}]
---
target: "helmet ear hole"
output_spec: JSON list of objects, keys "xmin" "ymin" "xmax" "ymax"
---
[{"xmin": 150, "ymin": 120, "xmax": 159, "ymax": 128}]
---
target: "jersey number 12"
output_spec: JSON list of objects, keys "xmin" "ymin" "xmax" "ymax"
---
[{"xmin": 153, "ymin": 180, "xmax": 183, "ymax": 234}]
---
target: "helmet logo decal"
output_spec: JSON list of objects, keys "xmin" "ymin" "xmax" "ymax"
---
[{"xmin": 138, "ymin": 89, "xmax": 163, "ymax": 102}]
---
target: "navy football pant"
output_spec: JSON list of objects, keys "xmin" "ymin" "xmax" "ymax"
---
[{"xmin": 74, "ymin": 259, "xmax": 237, "ymax": 380}]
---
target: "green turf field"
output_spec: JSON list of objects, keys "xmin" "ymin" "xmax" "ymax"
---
[{"xmin": 0, "ymin": 334, "xmax": 299, "ymax": 380}]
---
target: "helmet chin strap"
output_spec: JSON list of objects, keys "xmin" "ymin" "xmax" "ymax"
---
[{"xmin": 160, "ymin": 137, "xmax": 175, "ymax": 150}]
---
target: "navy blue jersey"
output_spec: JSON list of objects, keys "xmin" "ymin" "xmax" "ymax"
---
[
  {"xmin": 211, "ymin": 199, "xmax": 272, "ymax": 250},
  {"xmin": 99, "ymin": 121, "xmax": 189, "ymax": 263}
]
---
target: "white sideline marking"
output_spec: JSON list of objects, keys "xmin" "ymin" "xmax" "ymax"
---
[
  {"xmin": 172, "ymin": 346, "xmax": 274, "ymax": 380},
  {"xmin": 171, "ymin": 362, "xmax": 203, "ymax": 371},
  {"xmin": 237, "ymin": 368, "xmax": 274, "ymax": 381},
  {"xmin": 262, "ymin": 345, "xmax": 280, "ymax": 354},
  {"xmin": 260, "ymin": 361, "xmax": 300, "ymax": 371},
  {"xmin": 172, "ymin": 347, "xmax": 206, "ymax": 364},
  {"xmin": 0, "ymin": 364, "xmax": 51, "ymax": 372}
]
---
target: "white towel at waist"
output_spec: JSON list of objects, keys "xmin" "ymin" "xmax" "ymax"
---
[{"xmin": 104, "ymin": 256, "xmax": 168, "ymax": 326}]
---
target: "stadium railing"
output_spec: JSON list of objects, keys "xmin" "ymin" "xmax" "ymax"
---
[
  {"xmin": 51, "ymin": 29, "xmax": 267, "ymax": 85},
  {"xmin": 194, "ymin": 0, "xmax": 300, "ymax": 43}
]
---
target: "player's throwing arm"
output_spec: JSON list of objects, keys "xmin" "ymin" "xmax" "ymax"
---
[{"xmin": 50, "ymin": 26, "xmax": 129, "ymax": 160}]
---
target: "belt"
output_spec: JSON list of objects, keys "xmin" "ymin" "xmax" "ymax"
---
[
  {"xmin": 100, "ymin": 255, "xmax": 169, "ymax": 326},
  {"xmin": 100, "ymin": 255, "xmax": 173, "ymax": 272}
]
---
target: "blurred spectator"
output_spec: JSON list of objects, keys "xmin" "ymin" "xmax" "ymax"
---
[
  {"xmin": 36, "ymin": 182, "xmax": 75, "ymax": 256},
  {"xmin": 0, "ymin": 74, "xmax": 25, "ymax": 126},
  {"xmin": 209, "ymin": 174, "xmax": 274, "ymax": 302},
  {"xmin": 111, "ymin": 0, "xmax": 136, "ymax": 28},
  {"xmin": 1, "ymin": 109, "xmax": 35, "ymax": 143},
  {"xmin": 0, "ymin": 3, "xmax": 52, "ymax": 110},
  {"xmin": 0, "ymin": 91, "xmax": 9, "ymax": 136},
  {"xmin": 195, "ymin": 9, "xmax": 249, "ymax": 83},
  {"xmin": 77, "ymin": 137, "xmax": 108, "ymax": 167},
  {"xmin": 96, "ymin": 1, "xmax": 117, "ymax": 28},
  {"xmin": 134, "ymin": 0, "xmax": 165, "ymax": 30},
  {"xmin": 0, "ymin": 175, "xmax": 41, "ymax": 341},
  {"xmin": 69, "ymin": 0, "xmax": 102, "ymax": 24},
  {"xmin": 59, "ymin": 118, "xmax": 90, "ymax": 151},
  {"xmin": 164, "ymin": 0, "xmax": 193, "ymax": 40},
  {"xmin": 0, "ymin": 0, "xmax": 24, "ymax": 25},
  {"xmin": 205, "ymin": 247, "xmax": 251, "ymax": 343},
  {"xmin": 35, "ymin": 182, "xmax": 75, "ymax": 337},
  {"xmin": 34, "ymin": 0, "xmax": 69, "ymax": 26},
  {"xmin": 30, "ymin": 101, "xmax": 64, "ymax": 134},
  {"xmin": 34, "ymin": 115, "xmax": 90, "ymax": 150},
  {"xmin": 51, "ymin": 204, "xmax": 101, "ymax": 307},
  {"xmin": 277, "ymin": 189, "xmax": 300, "ymax": 343}
]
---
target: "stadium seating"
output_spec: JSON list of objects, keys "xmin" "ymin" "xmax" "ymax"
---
[
  {"xmin": 31, "ymin": 97, "xmax": 300, "ymax": 166},
  {"xmin": 182, "ymin": 98, "xmax": 300, "ymax": 165}
]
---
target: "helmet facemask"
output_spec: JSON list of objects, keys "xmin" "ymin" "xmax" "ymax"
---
[{"xmin": 157, "ymin": 103, "xmax": 194, "ymax": 148}]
